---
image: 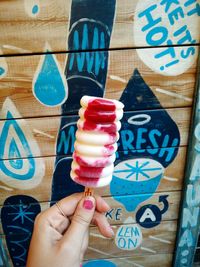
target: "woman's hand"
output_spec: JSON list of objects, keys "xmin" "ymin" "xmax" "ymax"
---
[{"xmin": 26, "ymin": 193, "xmax": 114, "ymax": 267}]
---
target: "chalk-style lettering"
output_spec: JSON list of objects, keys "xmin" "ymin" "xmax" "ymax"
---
[
  {"xmin": 160, "ymin": 0, "xmax": 180, "ymax": 13},
  {"xmin": 182, "ymin": 207, "xmax": 199, "ymax": 228},
  {"xmin": 155, "ymin": 39, "xmax": 176, "ymax": 58},
  {"xmin": 57, "ymin": 126, "xmax": 75, "ymax": 154},
  {"xmin": 116, "ymin": 208, "xmax": 122, "ymax": 220},
  {"xmin": 181, "ymin": 46, "xmax": 196, "ymax": 59},
  {"xmin": 136, "ymin": 128, "xmax": 147, "ymax": 150},
  {"xmin": 186, "ymin": 184, "xmax": 200, "ymax": 206},
  {"xmin": 179, "ymin": 229, "xmax": 194, "ymax": 247},
  {"xmin": 105, "ymin": 208, "xmax": 114, "ymax": 220},
  {"xmin": 146, "ymin": 26, "xmax": 168, "ymax": 46},
  {"xmin": 187, "ymin": 3, "xmax": 200, "ymax": 16},
  {"xmin": 168, "ymin": 6, "xmax": 185, "ymax": 25},
  {"xmin": 138, "ymin": 5, "xmax": 161, "ymax": 32},
  {"xmin": 139, "ymin": 208, "xmax": 156, "ymax": 222},
  {"xmin": 120, "ymin": 130, "xmax": 135, "ymax": 152}
]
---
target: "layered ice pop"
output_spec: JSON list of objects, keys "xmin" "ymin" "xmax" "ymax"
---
[{"xmin": 70, "ymin": 95, "xmax": 124, "ymax": 189}]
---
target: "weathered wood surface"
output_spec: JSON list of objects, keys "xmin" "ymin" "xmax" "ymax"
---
[
  {"xmin": 0, "ymin": 49, "xmax": 197, "ymax": 119},
  {"xmin": 0, "ymin": 0, "xmax": 200, "ymax": 54},
  {"xmin": 0, "ymin": 220, "xmax": 177, "ymax": 258},
  {"xmin": 0, "ymin": 191, "xmax": 181, "ymax": 229},
  {"xmin": 86, "ymin": 220, "xmax": 177, "ymax": 259},
  {"xmin": 2, "ymin": 250, "xmax": 173, "ymax": 267},
  {"xmin": 83, "ymin": 254, "xmax": 173, "ymax": 267},
  {"xmin": 2, "ymin": 251, "xmax": 174, "ymax": 267},
  {"xmin": 0, "ymin": 146, "xmax": 186, "ymax": 204}
]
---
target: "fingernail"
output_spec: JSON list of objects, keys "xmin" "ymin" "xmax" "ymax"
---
[
  {"xmin": 83, "ymin": 198, "xmax": 94, "ymax": 210},
  {"xmin": 109, "ymin": 226, "xmax": 115, "ymax": 236}
]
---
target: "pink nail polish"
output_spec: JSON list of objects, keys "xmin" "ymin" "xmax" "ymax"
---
[{"xmin": 83, "ymin": 199, "xmax": 94, "ymax": 210}]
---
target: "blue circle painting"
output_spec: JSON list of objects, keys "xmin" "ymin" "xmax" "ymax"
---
[{"xmin": 83, "ymin": 260, "xmax": 116, "ymax": 267}]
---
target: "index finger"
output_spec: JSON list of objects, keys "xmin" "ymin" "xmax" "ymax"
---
[
  {"xmin": 42, "ymin": 193, "xmax": 110, "ymax": 220},
  {"xmin": 46, "ymin": 193, "xmax": 84, "ymax": 219}
]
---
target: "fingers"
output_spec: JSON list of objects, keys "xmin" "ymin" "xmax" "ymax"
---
[
  {"xmin": 35, "ymin": 193, "xmax": 112, "ymax": 240},
  {"xmin": 61, "ymin": 196, "xmax": 95, "ymax": 250},
  {"xmin": 46, "ymin": 193, "xmax": 83, "ymax": 218},
  {"xmin": 41, "ymin": 193, "xmax": 109, "ymax": 221},
  {"xmin": 95, "ymin": 195, "xmax": 111, "ymax": 213},
  {"xmin": 92, "ymin": 211, "xmax": 114, "ymax": 238},
  {"xmin": 34, "ymin": 193, "xmax": 83, "ymax": 235},
  {"xmin": 93, "ymin": 196, "xmax": 114, "ymax": 238}
]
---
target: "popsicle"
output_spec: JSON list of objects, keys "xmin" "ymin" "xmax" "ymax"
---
[{"xmin": 70, "ymin": 95, "xmax": 124, "ymax": 195}]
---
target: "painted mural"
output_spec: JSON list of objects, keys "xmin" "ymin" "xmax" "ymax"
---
[
  {"xmin": 0, "ymin": 0, "xmax": 199, "ymax": 266},
  {"xmin": 174, "ymin": 58, "xmax": 200, "ymax": 266}
]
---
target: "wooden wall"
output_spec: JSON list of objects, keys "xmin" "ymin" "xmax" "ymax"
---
[{"xmin": 0, "ymin": 1, "xmax": 200, "ymax": 266}]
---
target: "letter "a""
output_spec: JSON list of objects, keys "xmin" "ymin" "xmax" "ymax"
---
[{"xmin": 140, "ymin": 208, "xmax": 156, "ymax": 222}]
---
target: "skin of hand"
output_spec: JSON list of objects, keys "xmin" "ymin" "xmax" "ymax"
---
[{"xmin": 26, "ymin": 193, "xmax": 114, "ymax": 267}]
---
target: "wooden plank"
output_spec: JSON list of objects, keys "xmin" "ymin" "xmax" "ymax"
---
[
  {"xmin": 1, "ymin": 251, "xmax": 174, "ymax": 267},
  {"xmin": 173, "ymin": 56, "xmax": 200, "ymax": 267},
  {"xmin": 0, "ymin": 48, "xmax": 197, "ymax": 119},
  {"xmin": 83, "ymin": 254, "xmax": 173, "ymax": 267},
  {"xmin": 86, "ymin": 220, "xmax": 177, "ymax": 259},
  {"xmin": 0, "ymin": 107, "xmax": 191, "ymax": 161},
  {"xmin": 0, "ymin": 191, "xmax": 181, "ymax": 230},
  {"xmin": 0, "ymin": 221, "xmax": 177, "ymax": 259},
  {"xmin": 0, "ymin": 146, "xmax": 186, "ymax": 204},
  {"xmin": 0, "ymin": 248, "xmax": 173, "ymax": 267},
  {"xmin": 0, "ymin": 0, "xmax": 200, "ymax": 54}
]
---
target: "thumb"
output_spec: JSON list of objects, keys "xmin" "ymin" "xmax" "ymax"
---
[{"xmin": 61, "ymin": 196, "xmax": 95, "ymax": 249}]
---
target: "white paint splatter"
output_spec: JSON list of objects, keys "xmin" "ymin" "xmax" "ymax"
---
[
  {"xmin": 89, "ymin": 232, "xmax": 108, "ymax": 239},
  {"xmin": 140, "ymin": 246, "xmax": 157, "ymax": 253},
  {"xmin": 109, "ymin": 75, "xmax": 127, "ymax": 83},
  {"xmin": 149, "ymin": 235, "xmax": 172, "ymax": 244},
  {"xmin": 163, "ymin": 175, "xmax": 179, "ymax": 182},
  {"xmin": 33, "ymin": 129, "xmax": 54, "ymax": 139},
  {"xmin": 88, "ymin": 246, "xmax": 144, "ymax": 267},
  {"xmin": 61, "ymin": 121, "xmax": 77, "ymax": 131},
  {"xmin": 128, "ymin": 114, "xmax": 151, "ymax": 125},
  {"xmin": 2, "ymin": 45, "xmax": 32, "ymax": 53},
  {"xmin": 155, "ymin": 88, "xmax": 192, "ymax": 102},
  {"xmin": 0, "ymin": 185, "xmax": 13, "ymax": 191}
]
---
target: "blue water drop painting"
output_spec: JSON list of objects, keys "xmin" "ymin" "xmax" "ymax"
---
[
  {"xmin": 0, "ymin": 98, "xmax": 45, "ymax": 189},
  {"xmin": 33, "ymin": 44, "xmax": 68, "ymax": 106},
  {"xmin": 0, "ymin": 111, "xmax": 35, "ymax": 180}
]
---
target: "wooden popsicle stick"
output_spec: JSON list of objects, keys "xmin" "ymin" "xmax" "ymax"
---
[{"xmin": 84, "ymin": 187, "xmax": 94, "ymax": 196}]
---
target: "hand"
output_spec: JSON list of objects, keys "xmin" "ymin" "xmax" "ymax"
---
[{"xmin": 26, "ymin": 193, "xmax": 114, "ymax": 267}]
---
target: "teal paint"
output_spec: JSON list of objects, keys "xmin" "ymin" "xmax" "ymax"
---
[
  {"xmin": 0, "ymin": 67, "xmax": 5, "ymax": 76},
  {"xmin": 173, "ymin": 55, "xmax": 200, "ymax": 266},
  {"xmin": 0, "ymin": 111, "xmax": 35, "ymax": 180},
  {"xmin": 32, "ymin": 5, "xmax": 39, "ymax": 14},
  {"xmin": 33, "ymin": 52, "xmax": 68, "ymax": 106}
]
